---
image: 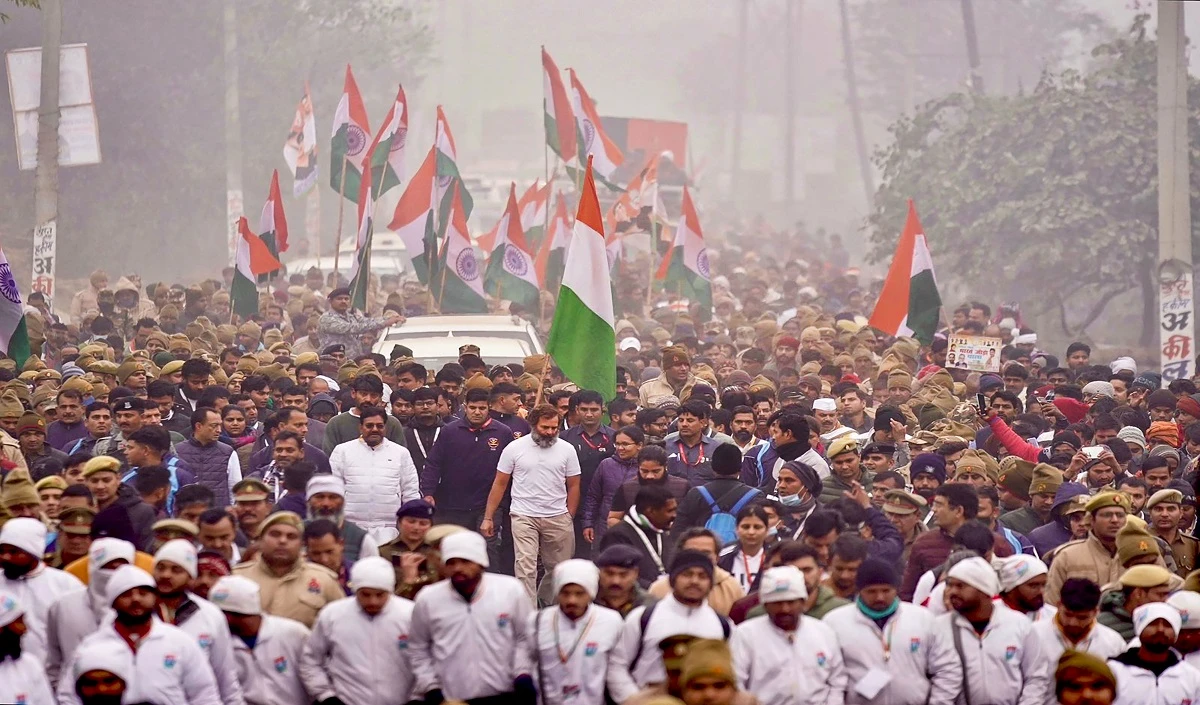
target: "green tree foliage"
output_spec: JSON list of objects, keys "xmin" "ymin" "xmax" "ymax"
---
[{"xmin": 867, "ymin": 17, "xmax": 1200, "ymax": 345}]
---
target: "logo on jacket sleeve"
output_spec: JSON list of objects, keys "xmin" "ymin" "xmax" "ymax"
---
[
  {"xmin": 1004, "ymin": 645, "xmax": 1018, "ymax": 661},
  {"xmin": 584, "ymin": 642, "xmax": 598, "ymax": 657},
  {"xmin": 163, "ymin": 654, "xmax": 177, "ymax": 669},
  {"xmin": 197, "ymin": 634, "xmax": 213, "ymax": 651},
  {"xmin": 816, "ymin": 651, "xmax": 827, "ymax": 667},
  {"xmin": 274, "ymin": 656, "xmax": 289, "ymax": 673},
  {"xmin": 497, "ymin": 613, "xmax": 511, "ymax": 629},
  {"xmin": 909, "ymin": 637, "xmax": 921, "ymax": 653},
  {"xmin": 307, "ymin": 578, "xmax": 321, "ymax": 594},
  {"xmin": 488, "ymin": 437, "xmax": 500, "ymax": 450}
]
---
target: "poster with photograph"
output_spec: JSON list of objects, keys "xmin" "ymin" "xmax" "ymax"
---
[{"xmin": 947, "ymin": 335, "xmax": 1003, "ymax": 373}]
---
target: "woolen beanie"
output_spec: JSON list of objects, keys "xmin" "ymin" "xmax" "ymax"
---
[
  {"xmin": 854, "ymin": 558, "xmax": 899, "ymax": 591},
  {"xmin": 350, "ymin": 556, "xmax": 396, "ymax": 593},
  {"xmin": 209, "ymin": 575, "xmax": 262, "ymax": 616},
  {"xmin": 106, "ymin": 565, "xmax": 155, "ymax": 606},
  {"xmin": 669, "ymin": 549, "xmax": 714, "ymax": 583},
  {"xmin": 440, "ymin": 531, "xmax": 490, "ymax": 568},
  {"xmin": 711, "ymin": 443, "xmax": 743, "ymax": 477},
  {"xmin": 0, "ymin": 517, "xmax": 45, "ymax": 557},
  {"xmin": 153, "ymin": 539, "xmax": 198, "ymax": 579},
  {"xmin": 553, "ymin": 558, "xmax": 600, "ymax": 599}
]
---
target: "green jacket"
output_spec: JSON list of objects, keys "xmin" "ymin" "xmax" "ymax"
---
[
  {"xmin": 378, "ymin": 537, "xmax": 441, "ymax": 600},
  {"xmin": 998, "ymin": 506, "xmax": 1043, "ymax": 538},
  {"xmin": 819, "ymin": 470, "xmax": 874, "ymax": 506},
  {"xmin": 322, "ymin": 410, "xmax": 407, "ymax": 455},
  {"xmin": 1097, "ymin": 589, "xmax": 1134, "ymax": 642}
]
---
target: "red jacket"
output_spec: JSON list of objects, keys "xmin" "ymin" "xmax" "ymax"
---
[{"xmin": 987, "ymin": 416, "xmax": 1041, "ymax": 463}]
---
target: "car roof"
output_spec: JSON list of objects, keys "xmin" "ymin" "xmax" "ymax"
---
[{"xmin": 382, "ymin": 314, "xmax": 537, "ymax": 335}]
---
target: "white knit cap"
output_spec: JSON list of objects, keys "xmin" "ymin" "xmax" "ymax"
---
[
  {"xmin": 306, "ymin": 475, "xmax": 345, "ymax": 498},
  {"xmin": 995, "ymin": 555, "xmax": 1048, "ymax": 593},
  {"xmin": 553, "ymin": 559, "xmax": 599, "ymax": 599},
  {"xmin": 1133, "ymin": 602, "xmax": 1182, "ymax": 637},
  {"xmin": 350, "ymin": 556, "xmax": 395, "ymax": 593},
  {"xmin": 812, "ymin": 398, "xmax": 837, "ymax": 413},
  {"xmin": 106, "ymin": 565, "xmax": 155, "ymax": 606},
  {"xmin": 0, "ymin": 592, "xmax": 24, "ymax": 628},
  {"xmin": 88, "ymin": 537, "xmax": 135, "ymax": 572},
  {"xmin": 153, "ymin": 539, "xmax": 198, "ymax": 579},
  {"xmin": 1081, "ymin": 381, "xmax": 1115, "ymax": 399},
  {"xmin": 209, "ymin": 575, "xmax": 262, "ymax": 616},
  {"xmin": 440, "ymin": 531, "xmax": 489, "ymax": 568},
  {"xmin": 1110, "ymin": 356, "xmax": 1138, "ymax": 375},
  {"xmin": 316, "ymin": 375, "xmax": 341, "ymax": 392},
  {"xmin": 1012, "ymin": 333, "xmax": 1037, "ymax": 346},
  {"xmin": 73, "ymin": 640, "xmax": 132, "ymax": 685},
  {"xmin": 759, "ymin": 566, "xmax": 808, "ymax": 603},
  {"xmin": 1168, "ymin": 591, "xmax": 1200, "ymax": 630},
  {"xmin": 0, "ymin": 517, "xmax": 45, "ymax": 558},
  {"xmin": 947, "ymin": 557, "xmax": 1000, "ymax": 597}
]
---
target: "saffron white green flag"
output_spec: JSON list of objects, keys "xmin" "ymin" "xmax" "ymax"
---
[
  {"xmin": 329, "ymin": 65, "xmax": 370, "ymax": 203},
  {"xmin": 0, "ymin": 249, "xmax": 31, "ymax": 369},
  {"xmin": 568, "ymin": 69, "xmax": 624, "ymax": 190},
  {"xmin": 656, "ymin": 186, "xmax": 712, "ymax": 321},
  {"xmin": 483, "ymin": 184, "xmax": 540, "ymax": 312},
  {"xmin": 546, "ymin": 156, "xmax": 615, "ymax": 399},
  {"xmin": 437, "ymin": 186, "xmax": 488, "ymax": 314},
  {"xmin": 867, "ymin": 199, "xmax": 943, "ymax": 345}
]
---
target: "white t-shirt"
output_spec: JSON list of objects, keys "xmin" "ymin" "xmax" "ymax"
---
[
  {"xmin": 497, "ymin": 435, "xmax": 582, "ymax": 517},
  {"xmin": 729, "ymin": 547, "xmax": 764, "ymax": 592}
]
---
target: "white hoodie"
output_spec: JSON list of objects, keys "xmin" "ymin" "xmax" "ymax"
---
[
  {"xmin": 0, "ymin": 562, "xmax": 83, "ymax": 664},
  {"xmin": 44, "ymin": 569, "xmax": 112, "ymax": 688},
  {"xmin": 300, "ymin": 594, "xmax": 416, "ymax": 705},
  {"xmin": 1107, "ymin": 653, "xmax": 1200, "ymax": 705},
  {"xmin": 822, "ymin": 601, "xmax": 961, "ymax": 705},
  {"xmin": 172, "ymin": 593, "xmax": 246, "ymax": 705},
  {"xmin": 730, "ymin": 613, "xmax": 847, "ymax": 705},
  {"xmin": 0, "ymin": 651, "xmax": 54, "ymax": 705},
  {"xmin": 525, "ymin": 603, "xmax": 625, "ymax": 705},
  {"xmin": 930, "ymin": 603, "xmax": 1050, "ymax": 705},
  {"xmin": 230, "ymin": 614, "xmax": 311, "ymax": 705},
  {"xmin": 408, "ymin": 573, "xmax": 534, "ymax": 701}
]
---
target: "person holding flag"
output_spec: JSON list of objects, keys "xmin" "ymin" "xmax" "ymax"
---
[{"xmin": 315, "ymin": 287, "xmax": 402, "ymax": 361}]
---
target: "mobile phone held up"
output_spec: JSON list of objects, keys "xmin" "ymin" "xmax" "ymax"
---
[{"xmin": 975, "ymin": 393, "xmax": 988, "ymax": 414}]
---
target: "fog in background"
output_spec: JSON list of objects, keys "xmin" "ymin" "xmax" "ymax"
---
[{"xmin": 0, "ymin": 0, "xmax": 1186, "ymax": 296}]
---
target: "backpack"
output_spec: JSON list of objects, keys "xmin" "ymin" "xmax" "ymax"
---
[{"xmin": 697, "ymin": 485, "xmax": 761, "ymax": 545}]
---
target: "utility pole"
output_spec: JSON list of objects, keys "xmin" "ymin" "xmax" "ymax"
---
[
  {"xmin": 839, "ymin": 0, "xmax": 874, "ymax": 208},
  {"xmin": 223, "ymin": 0, "xmax": 244, "ymax": 265},
  {"xmin": 731, "ymin": 0, "xmax": 749, "ymax": 204},
  {"xmin": 33, "ymin": 0, "xmax": 62, "ymax": 243},
  {"xmin": 782, "ymin": 0, "xmax": 800, "ymax": 215},
  {"xmin": 960, "ymin": 0, "xmax": 984, "ymax": 95},
  {"xmin": 1156, "ymin": 1, "xmax": 1194, "ymax": 382}
]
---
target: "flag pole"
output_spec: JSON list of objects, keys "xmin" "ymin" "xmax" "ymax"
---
[
  {"xmin": 532, "ymin": 358, "xmax": 551, "ymax": 407},
  {"xmin": 332, "ymin": 155, "xmax": 348, "ymax": 277}
]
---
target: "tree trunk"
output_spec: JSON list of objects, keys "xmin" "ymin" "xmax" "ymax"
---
[{"xmin": 1139, "ymin": 261, "xmax": 1157, "ymax": 347}]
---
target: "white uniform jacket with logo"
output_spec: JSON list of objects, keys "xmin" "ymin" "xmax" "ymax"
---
[
  {"xmin": 730, "ymin": 613, "xmax": 847, "ymax": 705},
  {"xmin": 0, "ymin": 652, "xmax": 54, "ymax": 705},
  {"xmin": 231, "ymin": 614, "xmax": 311, "ymax": 705},
  {"xmin": 300, "ymin": 594, "xmax": 416, "ymax": 705},
  {"xmin": 525, "ymin": 603, "xmax": 625, "ymax": 705},
  {"xmin": 0, "ymin": 563, "xmax": 83, "ymax": 664},
  {"xmin": 931, "ymin": 604, "xmax": 1050, "ymax": 705},
  {"xmin": 174, "ymin": 593, "xmax": 246, "ymax": 705}
]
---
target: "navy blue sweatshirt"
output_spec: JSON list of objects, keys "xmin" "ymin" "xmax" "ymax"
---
[{"xmin": 419, "ymin": 417, "xmax": 513, "ymax": 512}]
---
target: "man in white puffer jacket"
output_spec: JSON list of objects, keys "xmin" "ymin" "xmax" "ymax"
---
[
  {"xmin": 44, "ymin": 538, "xmax": 139, "ymax": 689},
  {"xmin": 1107, "ymin": 602, "xmax": 1200, "ymax": 705},
  {"xmin": 300, "ymin": 556, "xmax": 416, "ymax": 704},
  {"xmin": 329, "ymin": 406, "xmax": 420, "ymax": 543}
]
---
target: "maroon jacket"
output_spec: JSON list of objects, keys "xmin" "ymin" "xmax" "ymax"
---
[{"xmin": 899, "ymin": 524, "xmax": 1016, "ymax": 601}]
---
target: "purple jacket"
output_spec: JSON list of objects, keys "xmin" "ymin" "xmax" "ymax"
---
[{"xmin": 582, "ymin": 455, "xmax": 639, "ymax": 531}]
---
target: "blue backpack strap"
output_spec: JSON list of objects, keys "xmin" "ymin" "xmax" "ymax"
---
[
  {"xmin": 1001, "ymin": 528, "xmax": 1021, "ymax": 556},
  {"xmin": 754, "ymin": 444, "xmax": 771, "ymax": 485},
  {"xmin": 730, "ymin": 488, "xmax": 761, "ymax": 515},
  {"xmin": 696, "ymin": 486, "xmax": 720, "ymax": 513},
  {"xmin": 121, "ymin": 469, "xmax": 135, "ymax": 484}
]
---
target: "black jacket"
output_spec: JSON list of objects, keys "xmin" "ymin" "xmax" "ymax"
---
[
  {"xmin": 597, "ymin": 514, "xmax": 675, "ymax": 588},
  {"xmin": 672, "ymin": 477, "xmax": 762, "ymax": 537}
]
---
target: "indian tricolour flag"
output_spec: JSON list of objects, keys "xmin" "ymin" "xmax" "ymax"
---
[
  {"xmin": 535, "ymin": 193, "xmax": 570, "ymax": 290},
  {"xmin": 0, "ymin": 249, "xmax": 31, "ymax": 368},
  {"xmin": 484, "ymin": 183, "xmax": 540, "ymax": 312},
  {"xmin": 257, "ymin": 170, "xmax": 288, "ymax": 282},
  {"xmin": 436, "ymin": 186, "xmax": 488, "ymax": 314},
  {"xmin": 388, "ymin": 146, "xmax": 438, "ymax": 285},
  {"xmin": 434, "ymin": 106, "xmax": 472, "ymax": 229},
  {"xmin": 868, "ymin": 199, "xmax": 943, "ymax": 345},
  {"xmin": 518, "ymin": 179, "xmax": 551, "ymax": 249},
  {"xmin": 366, "ymin": 84, "xmax": 408, "ymax": 198},
  {"xmin": 547, "ymin": 156, "xmax": 616, "ymax": 399},
  {"xmin": 569, "ymin": 69, "xmax": 624, "ymax": 190},
  {"xmin": 347, "ymin": 155, "xmax": 375, "ymax": 311},
  {"xmin": 231, "ymin": 217, "xmax": 281, "ymax": 320},
  {"xmin": 656, "ymin": 186, "xmax": 713, "ymax": 321},
  {"xmin": 542, "ymin": 47, "xmax": 577, "ymax": 164},
  {"xmin": 329, "ymin": 64, "xmax": 371, "ymax": 203}
]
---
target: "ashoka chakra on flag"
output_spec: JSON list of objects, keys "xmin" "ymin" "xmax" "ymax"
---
[
  {"xmin": 697, "ymin": 248, "xmax": 710, "ymax": 278},
  {"xmin": 581, "ymin": 118, "xmax": 596, "ymax": 151},
  {"xmin": 391, "ymin": 128, "xmax": 407, "ymax": 152},
  {"xmin": 0, "ymin": 264, "xmax": 20, "ymax": 304},
  {"xmin": 504, "ymin": 247, "xmax": 529, "ymax": 276},
  {"xmin": 456, "ymin": 250, "xmax": 479, "ymax": 281},
  {"xmin": 346, "ymin": 126, "xmax": 368, "ymax": 156}
]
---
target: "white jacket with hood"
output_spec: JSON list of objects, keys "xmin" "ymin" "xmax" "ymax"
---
[
  {"xmin": 300, "ymin": 594, "xmax": 417, "ymax": 705},
  {"xmin": 730, "ymin": 612, "xmax": 847, "ymax": 705},
  {"xmin": 930, "ymin": 603, "xmax": 1050, "ymax": 705}
]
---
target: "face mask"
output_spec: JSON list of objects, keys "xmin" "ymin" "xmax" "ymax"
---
[
  {"xmin": 778, "ymin": 493, "xmax": 803, "ymax": 507},
  {"xmin": 766, "ymin": 526, "xmax": 779, "ymax": 538}
]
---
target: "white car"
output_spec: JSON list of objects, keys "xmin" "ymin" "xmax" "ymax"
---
[
  {"xmin": 284, "ymin": 232, "xmax": 412, "ymax": 280},
  {"xmin": 371, "ymin": 314, "xmax": 544, "ymax": 368}
]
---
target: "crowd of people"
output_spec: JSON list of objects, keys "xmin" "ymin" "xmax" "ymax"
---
[{"xmin": 0, "ymin": 237, "xmax": 1196, "ymax": 705}]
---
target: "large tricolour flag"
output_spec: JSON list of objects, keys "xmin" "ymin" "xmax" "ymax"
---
[
  {"xmin": 388, "ymin": 146, "xmax": 438, "ymax": 284},
  {"xmin": 868, "ymin": 199, "xmax": 943, "ymax": 345},
  {"xmin": 547, "ymin": 156, "xmax": 616, "ymax": 399},
  {"xmin": 542, "ymin": 47, "xmax": 577, "ymax": 164},
  {"xmin": 232, "ymin": 217, "xmax": 282, "ymax": 320},
  {"xmin": 483, "ymin": 184, "xmax": 540, "ymax": 312},
  {"xmin": 258, "ymin": 170, "xmax": 289, "ymax": 279},
  {"xmin": 347, "ymin": 154, "xmax": 375, "ymax": 311},
  {"xmin": 0, "ymin": 250, "xmax": 31, "ymax": 368},
  {"xmin": 282, "ymin": 82, "xmax": 318, "ymax": 196},
  {"xmin": 656, "ymin": 186, "xmax": 712, "ymax": 321},
  {"xmin": 437, "ymin": 186, "xmax": 488, "ymax": 314},
  {"xmin": 535, "ymin": 193, "xmax": 570, "ymax": 289},
  {"xmin": 329, "ymin": 65, "xmax": 370, "ymax": 203},
  {"xmin": 569, "ymin": 69, "xmax": 624, "ymax": 190},
  {"xmin": 366, "ymin": 84, "xmax": 408, "ymax": 198}
]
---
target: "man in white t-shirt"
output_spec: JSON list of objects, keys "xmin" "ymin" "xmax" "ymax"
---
[{"xmin": 482, "ymin": 404, "xmax": 581, "ymax": 602}]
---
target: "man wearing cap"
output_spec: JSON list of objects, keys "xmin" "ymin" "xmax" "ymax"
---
[
  {"xmin": 729, "ymin": 565, "xmax": 847, "ymax": 704},
  {"xmin": 91, "ymin": 397, "xmax": 147, "ymax": 465},
  {"xmin": 0, "ymin": 517, "xmax": 84, "ymax": 665},
  {"xmin": 997, "ymin": 461, "xmax": 1056, "ymax": 538},
  {"xmin": 608, "ymin": 550, "xmax": 733, "ymax": 703},
  {"xmin": 208, "ymin": 574, "xmax": 312, "ymax": 705},
  {"xmin": 1144, "ymin": 488, "xmax": 1200, "ymax": 578},
  {"xmin": 996, "ymin": 554, "xmax": 1054, "ymax": 622},
  {"xmin": 17, "ymin": 411, "xmax": 67, "ymax": 480},
  {"xmin": 639, "ymin": 346, "xmax": 697, "ymax": 407},
  {"xmin": 820, "ymin": 435, "xmax": 874, "ymax": 504},
  {"xmin": 594, "ymin": 544, "xmax": 657, "ymax": 617},
  {"xmin": 1166, "ymin": 591, "xmax": 1200, "ymax": 670},
  {"xmin": 0, "ymin": 591, "xmax": 55, "ymax": 704},
  {"xmin": 1033, "ymin": 577, "xmax": 1127, "ymax": 670},
  {"xmin": 49, "ymin": 505, "xmax": 95, "ymax": 569},
  {"xmin": 378, "ymin": 498, "xmax": 440, "ymax": 600},
  {"xmin": 230, "ymin": 477, "xmax": 272, "ymax": 542},
  {"xmin": 1055, "ymin": 651, "xmax": 1118, "ymax": 705},
  {"xmin": 824, "ymin": 558, "xmax": 959, "ymax": 705},
  {"xmin": 934, "ymin": 556, "xmax": 1050, "ymax": 705},
  {"xmin": 44, "ymin": 538, "xmax": 135, "ymax": 688},
  {"xmin": 305, "ymin": 474, "xmax": 380, "ymax": 564},
  {"xmin": 57, "ymin": 564, "xmax": 221, "ymax": 705},
  {"xmin": 1044, "ymin": 491, "xmax": 1135, "ymax": 606},
  {"xmin": 231, "ymin": 512, "xmax": 344, "ymax": 628},
  {"xmin": 316, "ymin": 287, "xmax": 402, "ymax": 362},
  {"xmin": 409, "ymin": 531, "xmax": 535, "ymax": 703},
  {"xmin": 1096, "ymin": 564, "xmax": 1173, "ymax": 641},
  {"xmin": 300, "ymin": 556, "xmax": 417, "ymax": 704},
  {"xmin": 812, "ymin": 397, "xmax": 846, "ymax": 437},
  {"xmin": 1107, "ymin": 603, "xmax": 1200, "ymax": 701},
  {"xmin": 882, "ymin": 489, "xmax": 927, "ymax": 566},
  {"xmin": 524, "ymin": 559, "xmax": 624, "ymax": 705},
  {"xmin": 152, "ymin": 539, "xmax": 244, "ymax": 705}
]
